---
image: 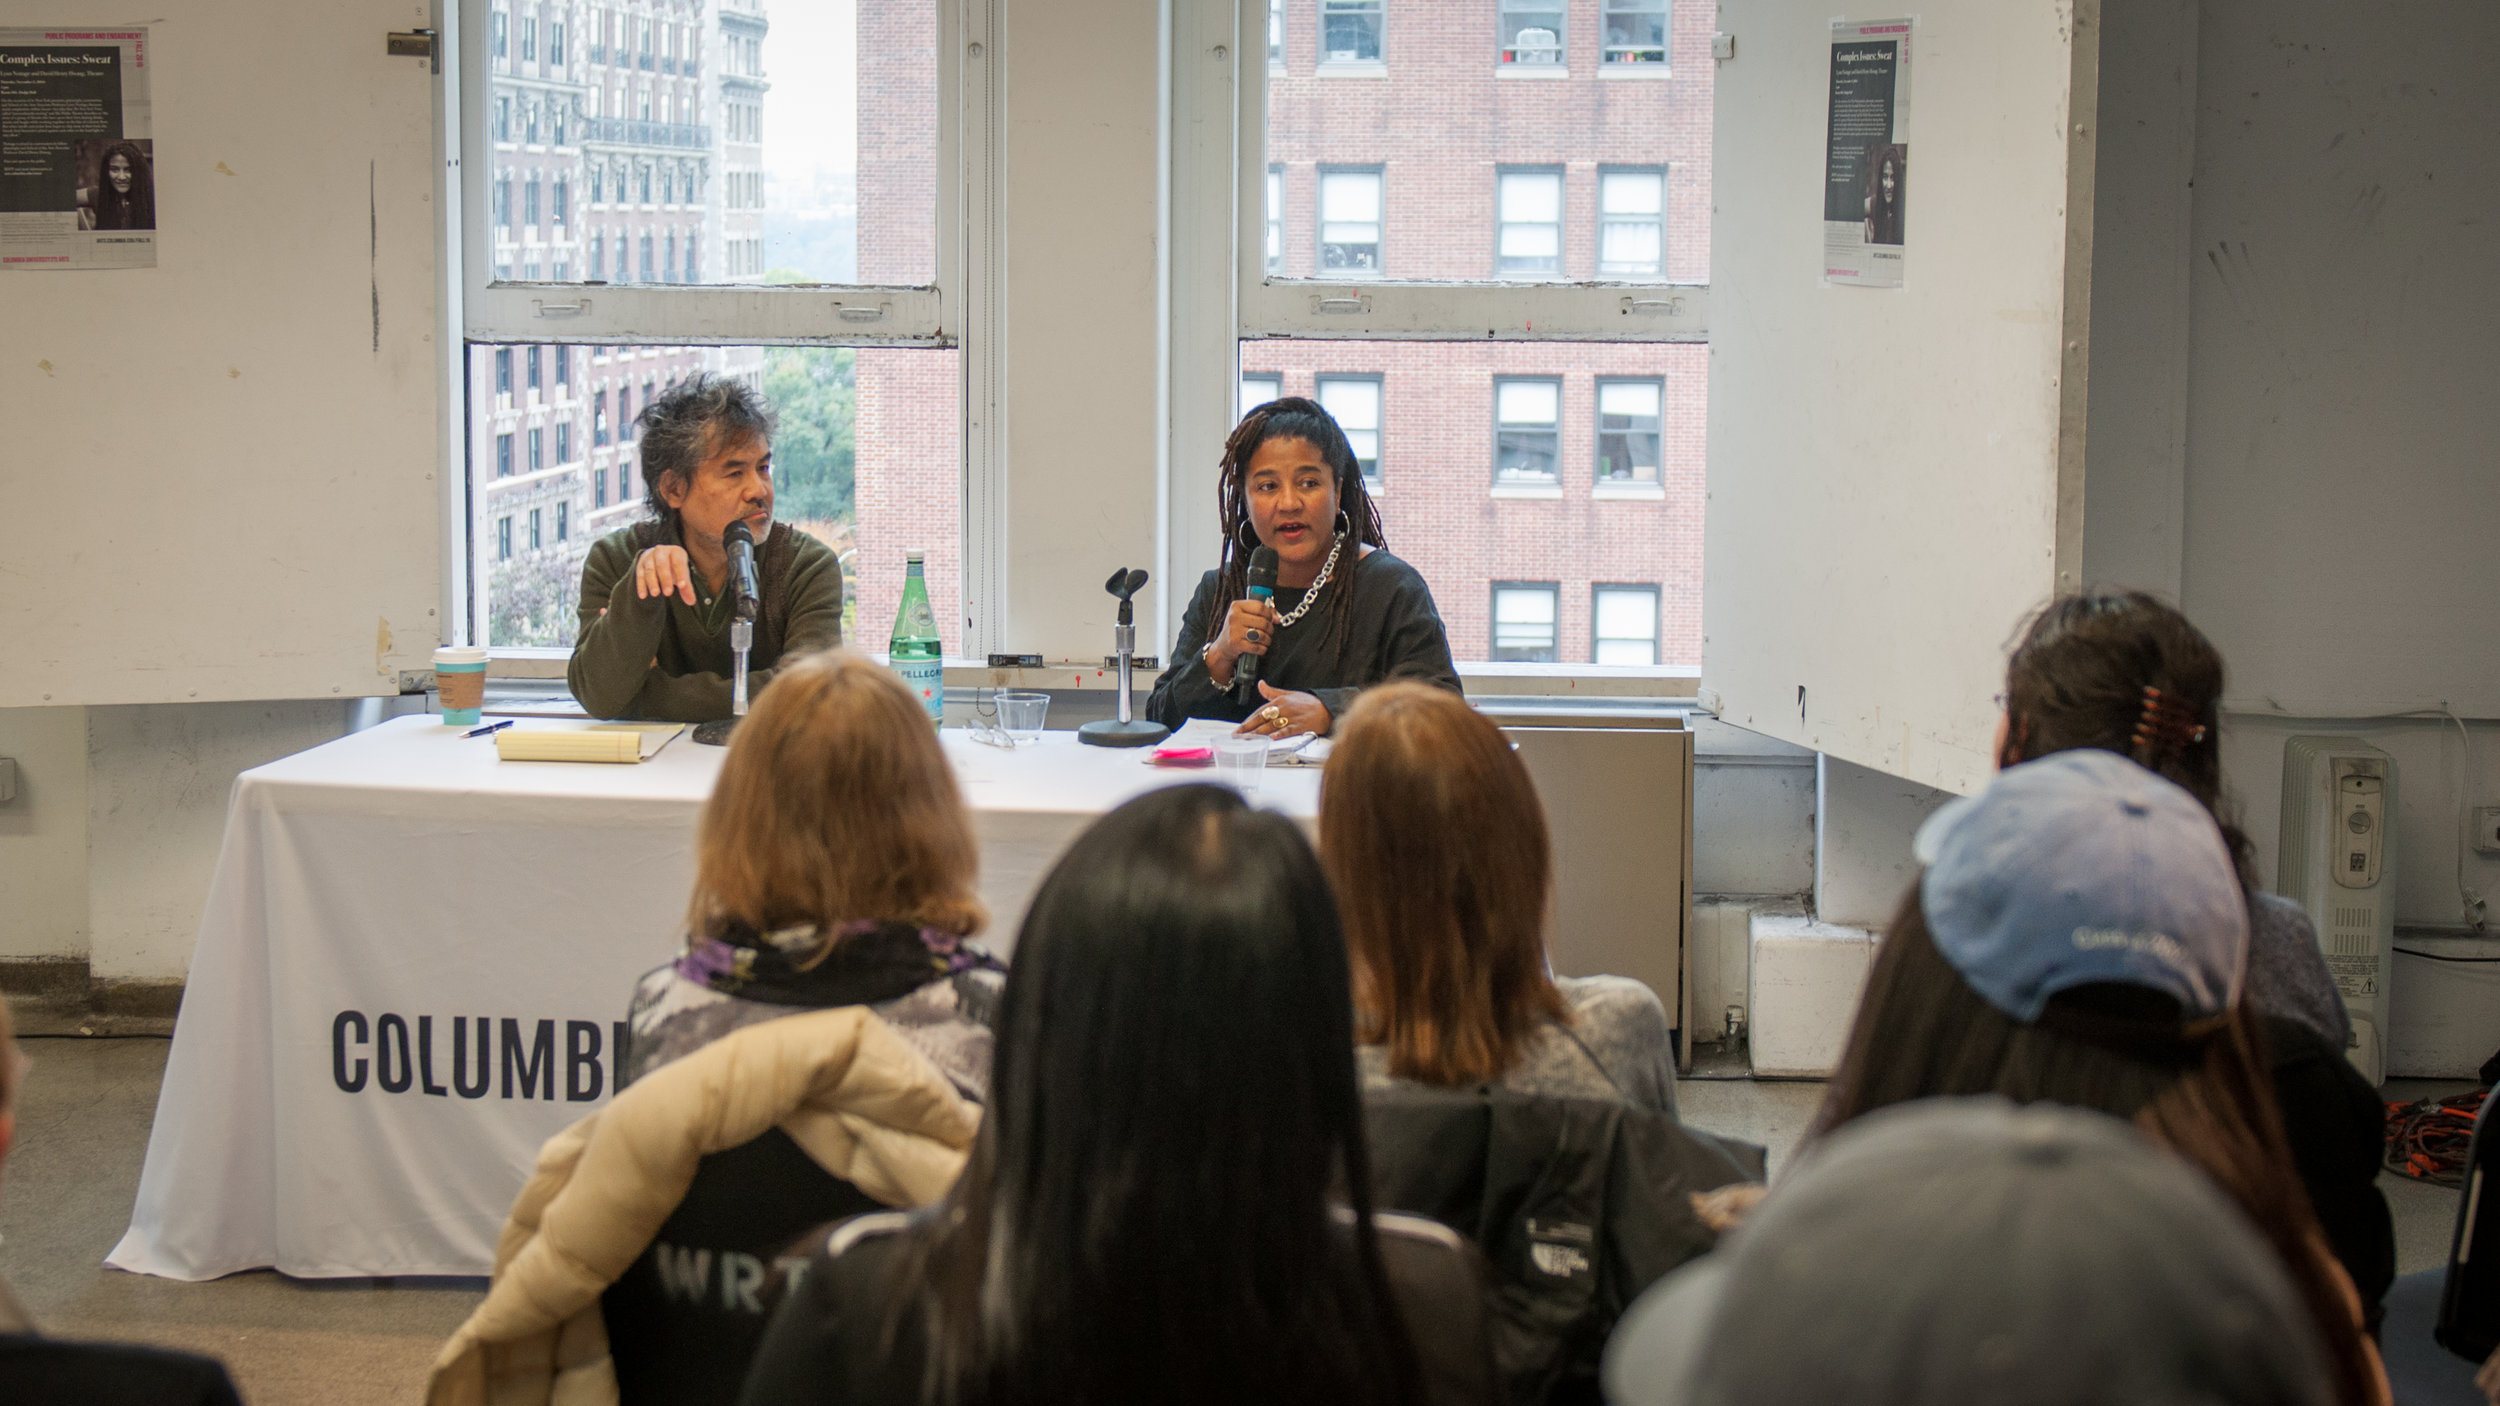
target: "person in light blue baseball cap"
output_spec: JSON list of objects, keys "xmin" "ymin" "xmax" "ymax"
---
[
  {"xmin": 1914, "ymin": 746, "xmax": 2250, "ymax": 1027},
  {"xmin": 1806, "ymin": 748, "xmax": 2389, "ymax": 1406}
]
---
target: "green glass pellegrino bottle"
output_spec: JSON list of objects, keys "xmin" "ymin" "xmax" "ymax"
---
[{"xmin": 890, "ymin": 551, "xmax": 944, "ymax": 724}]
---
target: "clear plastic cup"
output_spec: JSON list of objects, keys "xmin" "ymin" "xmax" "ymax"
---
[
  {"xmin": 1214, "ymin": 734, "xmax": 1269, "ymax": 798},
  {"xmin": 997, "ymin": 691, "xmax": 1049, "ymax": 745}
]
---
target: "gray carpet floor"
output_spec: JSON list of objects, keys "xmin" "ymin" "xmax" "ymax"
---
[{"xmin": 0, "ymin": 1038, "xmax": 2474, "ymax": 1404}]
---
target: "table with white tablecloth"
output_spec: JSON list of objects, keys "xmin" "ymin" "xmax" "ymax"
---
[{"xmin": 107, "ymin": 714, "xmax": 1318, "ymax": 1281}]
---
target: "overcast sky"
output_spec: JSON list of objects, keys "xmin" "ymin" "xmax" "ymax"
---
[{"xmin": 762, "ymin": 0, "xmax": 858, "ymax": 185}]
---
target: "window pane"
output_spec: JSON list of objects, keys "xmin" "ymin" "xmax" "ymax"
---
[
  {"xmin": 1239, "ymin": 342, "xmax": 1701, "ymax": 665},
  {"xmin": 1601, "ymin": 170, "xmax": 1663, "ymax": 215},
  {"xmin": 1493, "ymin": 585, "xmax": 1559, "ymax": 662},
  {"xmin": 487, "ymin": 0, "xmax": 936, "ymax": 288},
  {"xmin": 1265, "ymin": 5, "xmax": 1702, "ymax": 282},
  {"xmin": 1241, "ymin": 374, "xmax": 1282, "ymax": 417},
  {"xmin": 1496, "ymin": 379, "xmax": 1559, "ymax": 425},
  {"xmin": 1595, "ymin": 586, "xmax": 1654, "ymax": 637},
  {"xmin": 1498, "ymin": 8, "xmax": 1565, "ymax": 66},
  {"xmin": 464, "ymin": 341, "xmax": 960, "ymax": 653},
  {"xmin": 1318, "ymin": 170, "xmax": 1383, "ymax": 273},
  {"xmin": 1603, "ymin": 0, "xmax": 1671, "ymax": 62},
  {"xmin": 1499, "ymin": 172, "xmax": 1561, "ymax": 223},
  {"xmin": 1320, "ymin": 0, "xmax": 1383, "ymax": 64},
  {"xmin": 1316, "ymin": 376, "xmax": 1383, "ymax": 482},
  {"xmin": 1598, "ymin": 379, "xmax": 1660, "ymax": 418}
]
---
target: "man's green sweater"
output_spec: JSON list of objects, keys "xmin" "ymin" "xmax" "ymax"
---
[{"xmin": 567, "ymin": 520, "xmax": 844, "ymax": 721}]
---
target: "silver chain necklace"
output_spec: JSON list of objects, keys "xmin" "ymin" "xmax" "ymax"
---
[{"xmin": 1272, "ymin": 532, "xmax": 1345, "ymax": 629}]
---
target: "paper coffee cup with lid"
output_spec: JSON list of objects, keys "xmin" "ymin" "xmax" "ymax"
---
[{"xmin": 433, "ymin": 646, "xmax": 489, "ymax": 726}]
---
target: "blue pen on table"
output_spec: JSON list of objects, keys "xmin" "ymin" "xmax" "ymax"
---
[{"xmin": 464, "ymin": 719, "xmax": 516, "ymax": 739}]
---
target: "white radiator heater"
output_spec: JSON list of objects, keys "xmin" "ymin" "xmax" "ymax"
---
[{"xmin": 2278, "ymin": 737, "xmax": 2397, "ymax": 1085}]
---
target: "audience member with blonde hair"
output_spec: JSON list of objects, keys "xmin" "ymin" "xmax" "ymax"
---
[
  {"xmin": 1322, "ymin": 681, "xmax": 1676, "ymax": 1110},
  {"xmin": 620, "ymin": 647, "xmax": 998, "ymax": 1096},
  {"xmin": 432, "ymin": 649, "xmax": 1001, "ymax": 1406}
]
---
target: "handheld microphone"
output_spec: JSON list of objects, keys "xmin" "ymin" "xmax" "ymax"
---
[
  {"xmin": 1237, "ymin": 546, "xmax": 1280, "ymax": 699},
  {"xmin": 723, "ymin": 520, "xmax": 761, "ymax": 621}
]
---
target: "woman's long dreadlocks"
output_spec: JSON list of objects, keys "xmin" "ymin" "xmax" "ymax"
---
[{"xmin": 1205, "ymin": 396, "xmax": 1387, "ymax": 670}]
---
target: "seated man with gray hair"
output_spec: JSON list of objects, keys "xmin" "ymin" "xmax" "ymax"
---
[{"xmin": 569, "ymin": 374, "xmax": 844, "ymax": 722}]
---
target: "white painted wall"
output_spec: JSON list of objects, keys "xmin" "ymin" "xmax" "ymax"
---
[
  {"xmin": 1814, "ymin": 754, "xmax": 1955, "ymax": 928},
  {"xmin": 2179, "ymin": 0, "xmax": 2500, "ymax": 719},
  {"xmin": 1700, "ymin": 0, "xmax": 2094, "ymax": 798},
  {"xmin": 84, "ymin": 703, "xmax": 353, "ymax": 980},
  {"xmin": 0, "ymin": 708, "xmax": 91, "ymax": 959},
  {"xmin": 0, "ymin": 0, "xmax": 446, "ymax": 709}
]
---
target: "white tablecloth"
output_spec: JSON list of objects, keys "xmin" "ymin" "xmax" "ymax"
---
[{"xmin": 107, "ymin": 715, "xmax": 1317, "ymax": 1280}]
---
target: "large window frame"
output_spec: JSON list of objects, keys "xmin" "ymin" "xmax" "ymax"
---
[
  {"xmin": 1189, "ymin": 0, "xmax": 1706, "ymax": 689},
  {"xmin": 454, "ymin": 0, "xmax": 1003, "ymax": 655},
  {"xmin": 1234, "ymin": 6, "xmax": 1705, "ymax": 340}
]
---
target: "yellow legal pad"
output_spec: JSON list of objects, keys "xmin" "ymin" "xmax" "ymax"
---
[{"xmin": 494, "ymin": 724, "xmax": 685, "ymax": 764}]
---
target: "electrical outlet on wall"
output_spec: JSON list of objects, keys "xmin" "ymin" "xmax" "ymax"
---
[{"xmin": 2476, "ymin": 807, "xmax": 2500, "ymax": 855}]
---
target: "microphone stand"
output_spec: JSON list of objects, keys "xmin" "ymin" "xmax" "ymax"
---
[
  {"xmin": 1078, "ymin": 568, "xmax": 1171, "ymax": 748},
  {"xmin": 694, "ymin": 527, "xmax": 763, "ymax": 747}
]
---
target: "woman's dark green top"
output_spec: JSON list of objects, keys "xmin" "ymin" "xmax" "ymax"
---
[{"xmin": 1145, "ymin": 548, "xmax": 1462, "ymax": 729}]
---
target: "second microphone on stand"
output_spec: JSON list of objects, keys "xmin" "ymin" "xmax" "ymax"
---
[{"xmin": 1236, "ymin": 545, "xmax": 1280, "ymax": 705}]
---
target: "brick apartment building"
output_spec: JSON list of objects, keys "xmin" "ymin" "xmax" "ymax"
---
[
  {"xmin": 852, "ymin": 0, "xmax": 1710, "ymax": 665},
  {"xmin": 473, "ymin": 0, "xmax": 762, "ymax": 647}
]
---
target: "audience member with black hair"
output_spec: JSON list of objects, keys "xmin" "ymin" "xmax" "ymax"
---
[
  {"xmin": 1148, "ymin": 397, "xmax": 1460, "ymax": 739},
  {"xmin": 1324, "ymin": 682, "xmax": 1676, "ymax": 1111},
  {"xmin": 569, "ymin": 373, "xmax": 845, "ymax": 721},
  {"xmin": 1995, "ymin": 591, "xmax": 2394, "ymax": 1329},
  {"xmin": 740, "ymin": 784, "xmax": 1498, "ymax": 1406},
  {"xmin": 427, "ymin": 653, "xmax": 993, "ymax": 1406},
  {"xmin": 1812, "ymin": 749, "xmax": 2389, "ymax": 1406},
  {"xmin": 0, "ymin": 1000, "xmax": 247, "ymax": 1406},
  {"xmin": 1605, "ymin": 1098, "xmax": 2334, "ymax": 1406}
]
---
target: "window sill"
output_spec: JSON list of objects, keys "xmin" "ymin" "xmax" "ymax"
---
[
  {"xmin": 1495, "ymin": 64, "xmax": 1570, "ymax": 79},
  {"xmin": 1591, "ymin": 481, "xmax": 1666, "ymax": 500},
  {"xmin": 1596, "ymin": 63, "xmax": 1672, "ymax": 79},
  {"xmin": 1490, "ymin": 484, "xmax": 1563, "ymax": 500},
  {"xmin": 1315, "ymin": 61, "xmax": 1388, "ymax": 78}
]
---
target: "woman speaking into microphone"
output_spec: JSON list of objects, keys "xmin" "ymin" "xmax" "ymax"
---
[{"xmin": 1147, "ymin": 398, "xmax": 1461, "ymax": 738}]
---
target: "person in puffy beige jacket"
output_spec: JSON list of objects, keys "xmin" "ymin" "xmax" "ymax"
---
[{"xmin": 425, "ymin": 1006, "xmax": 978, "ymax": 1406}]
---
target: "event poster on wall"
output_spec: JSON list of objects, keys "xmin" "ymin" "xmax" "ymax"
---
[
  {"xmin": 0, "ymin": 26, "xmax": 156, "ymax": 269},
  {"xmin": 1822, "ymin": 17, "xmax": 1910, "ymax": 288}
]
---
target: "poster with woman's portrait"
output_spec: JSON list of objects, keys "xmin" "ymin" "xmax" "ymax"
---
[
  {"xmin": 0, "ymin": 27, "xmax": 155, "ymax": 269},
  {"xmin": 75, "ymin": 138, "xmax": 156, "ymax": 231},
  {"xmin": 1821, "ymin": 17, "xmax": 1911, "ymax": 287}
]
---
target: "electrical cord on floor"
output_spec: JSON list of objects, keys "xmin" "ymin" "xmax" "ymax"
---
[
  {"xmin": 2385, "ymin": 1088, "xmax": 2485, "ymax": 1186},
  {"xmin": 2395, "ymin": 947, "xmax": 2500, "ymax": 963}
]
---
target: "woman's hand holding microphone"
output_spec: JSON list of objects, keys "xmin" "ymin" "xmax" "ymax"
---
[{"xmin": 1203, "ymin": 597, "xmax": 1331, "ymax": 738}]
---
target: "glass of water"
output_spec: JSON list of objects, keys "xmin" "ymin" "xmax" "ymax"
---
[
  {"xmin": 1213, "ymin": 734, "xmax": 1270, "ymax": 798},
  {"xmin": 996, "ymin": 691, "xmax": 1050, "ymax": 745}
]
